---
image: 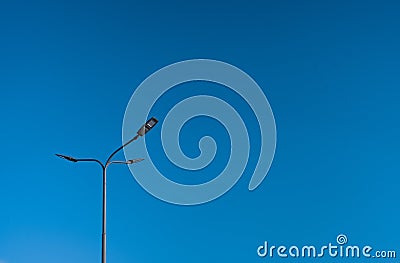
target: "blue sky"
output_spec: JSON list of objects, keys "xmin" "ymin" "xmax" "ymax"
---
[{"xmin": 1, "ymin": 0, "xmax": 400, "ymax": 262}]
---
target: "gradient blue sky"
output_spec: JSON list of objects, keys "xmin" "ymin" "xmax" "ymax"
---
[{"xmin": 1, "ymin": 0, "xmax": 400, "ymax": 262}]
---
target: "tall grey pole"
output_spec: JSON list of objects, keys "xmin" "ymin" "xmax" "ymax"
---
[
  {"xmin": 102, "ymin": 166, "xmax": 107, "ymax": 263},
  {"xmin": 101, "ymin": 134, "xmax": 139, "ymax": 263}
]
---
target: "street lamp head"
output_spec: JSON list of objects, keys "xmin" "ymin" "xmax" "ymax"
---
[
  {"xmin": 55, "ymin": 154, "xmax": 78, "ymax": 162},
  {"xmin": 137, "ymin": 117, "xmax": 158, "ymax": 136},
  {"xmin": 126, "ymin": 158, "xmax": 145, "ymax": 164}
]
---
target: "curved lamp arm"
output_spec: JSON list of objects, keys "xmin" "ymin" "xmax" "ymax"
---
[
  {"xmin": 105, "ymin": 117, "xmax": 158, "ymax": 166},
  {"xmin": 105, "ymin": 134, "xmax": 139, "ymax": 167},
  {"xmin": 109, "ymin": 158, "xmax": 144, "ymax": 165},
  {"xmin": 55, "ymin": 154, "xmax": 105, "ymax": 169}
]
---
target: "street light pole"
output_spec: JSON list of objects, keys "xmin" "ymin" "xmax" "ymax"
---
[
  {"xmin": 102, "ymin": 163, "xmax": 107, "ymax": 263},
  {"xmin": 56, "ymin": 117, "xmax": 158, "ymax": 263}
]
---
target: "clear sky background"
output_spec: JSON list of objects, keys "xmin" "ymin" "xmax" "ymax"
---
[{"xmin": 1, "ymin": 0, "xmax": 400, "ymax": 262}]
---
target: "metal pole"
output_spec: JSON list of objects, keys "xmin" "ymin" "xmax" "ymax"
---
[
  {"xmin": 102, "ymin": 166, "xmax": 107, "ymax": 263},
  {"xmin": 99, "ymin": 135, "xmax": 138, "ymax": 263}
]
